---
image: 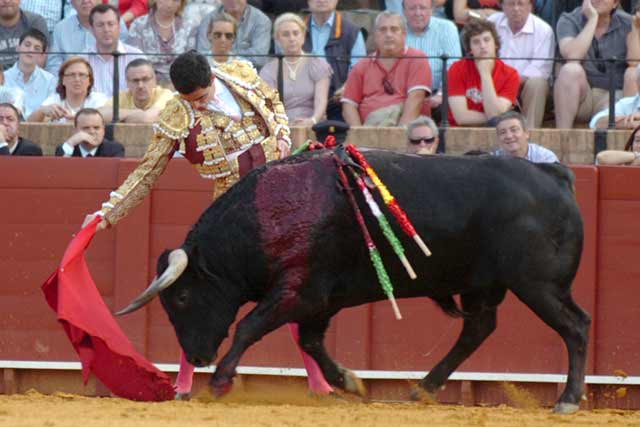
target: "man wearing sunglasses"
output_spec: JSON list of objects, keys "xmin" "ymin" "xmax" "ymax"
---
[
  {"xmin": 406, "ymin": 116, "xmax": 440, "ymax": 155},
  {"xmin": 554, "ymin": 0, "xmax": 640, "ymax": 128}
]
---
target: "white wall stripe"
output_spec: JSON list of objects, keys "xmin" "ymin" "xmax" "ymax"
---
[{"xmin": 0, "ymin": 361, "xmax": 637, "ymax": 386}]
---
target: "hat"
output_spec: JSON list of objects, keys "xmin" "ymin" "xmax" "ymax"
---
[{"xmin": 312, "ymin": 120, "xmax": 350, "ymax": 145}]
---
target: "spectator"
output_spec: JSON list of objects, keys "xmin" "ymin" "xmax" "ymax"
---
[
  {"xmin": 0, "ymin": 102, "xmax": 41, "ymax": 155},
  {"xmin": 595, "ymin": 124, "xmax": 640, "ymax": 165},
  {"xmin": 0, "ymin": 0, "xmax": 49, "ymax": 69},
  {"xmin": 341, "ymin": 12, "xmax": 432, "ymax": 127},
  {"xmin": 447, "ymin": 19, "xmax": 519, "ymax": 126},
  {"xmin": 28, "ymin": 56, "xmax": 108, "ymax": 122},
  {"xmin": 195, "ymin": 0, "xmax": 272, "ymax": 68},
  {"xmin": 86, "ymin": 4, "xmax": 142, "ymax": 97},
  {"xmin": 554, "ymin": 0, "xmax": 640, "ymax": 129},
  {"xmin": 493, "ymin": 110, "xmax": 558, "ymax": 162},
  {"xmin": 403, "ymin": 0, "xmax": 461, "ymax": 112},
  {"xmin": 118, "ymin": 0, "xmax": 148, "ymax": 28},
  {"xmin": 591, "ymin": 65, "xmax": 640, "ymax": 129},
  {"xmin": 384, "ymin": 0, "xmax": 447, "ymax": 17},
  {"xmin": 127, "ymin": 0, "xmax": 196, "ymax": 87},
  {"xmin": 303, "ymin": 0, "xmax": 367, "ymax": 120},
  {"xmin": 182, "ymin": 0, "xmax": 220, "ymax": 29},
  {"xmin": 55, "ymin": 107, "xmax": 124, "ymax": 157},
  {"xmin": 206, "ymin": 12, "xmax": 244, "ymax": 67},
  {"xmin": 487, "ymin": 0, "xmax": 555, "ymax": 128},
  {"xmin": 406, "ymin": 115, "xmax": 440, "ymax": 155},
  {"xmin": 261, "ymin": 13, "xmax": 332, "ymax": 126},
  {"xmin": 21, "ymin": 0, "xmax": 68, "ymax": 35},
  {"xmin": 451, "ymin": 0, "xmax": 501, "ymax": 24},
  {"xmin": 47, "ymin": 0, "xmax": 130, "ymax": 76},
  {"xmin": 3, "ymin": 28, "xmax": 56, "ymax": 118},
  {"xmin": 99, "ymin": 58, "xmax": 173, "ymax": 123}
]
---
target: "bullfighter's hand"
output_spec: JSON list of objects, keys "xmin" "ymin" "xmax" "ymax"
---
[
  {"xmin": 277, "ymin": 139, "xmax": 290, "ymax": 159},
  {"xmin": 82, "ymin": 213, "xmax": 108, "ymax": 231}
]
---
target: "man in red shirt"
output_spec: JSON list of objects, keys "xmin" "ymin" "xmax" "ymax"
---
[
  {"xmin": 447, "ymin": 18, "xmax": 519, "ymax": 126},
  {"xmin": 341, "ymin": 11, "xmax": 432, "ymax": 126}
]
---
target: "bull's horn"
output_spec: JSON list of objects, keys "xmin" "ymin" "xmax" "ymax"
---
[{"xmin": 115, "ymin": 249, "xmax": 188, "ymax": 316}]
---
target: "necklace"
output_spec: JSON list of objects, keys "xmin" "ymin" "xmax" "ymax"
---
[
  {"xmin": 155, "ymin": 15, "xmax": 175, "ymax": 30},
  {"xmin": 284, "ymin": 55, "xmax": 303, "ymax": 81}
]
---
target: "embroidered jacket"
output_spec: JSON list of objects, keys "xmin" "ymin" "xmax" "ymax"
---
[{"xmin": 99, "ymin": 60, "xmax": 290, "ymax": 226}]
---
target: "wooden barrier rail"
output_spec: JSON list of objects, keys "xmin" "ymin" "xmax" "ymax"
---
[{"xmin": 1, "ymin": 158, "xmax": 639, "ymax": 409}]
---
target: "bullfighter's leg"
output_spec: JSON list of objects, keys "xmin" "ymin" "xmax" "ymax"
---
[
  {"xmin": 287, "ymin": 323, "xmax": 334, "ymax": 394},
  {"xmin": 510, "ymin": 286, "xmax": 591, "ymax": 414},
  {"xmin": 296, "ymin": 317, "xmax": 367, "ymax": 397},
  {"xmin": 174, "ymin": 350, "xmax": 195, "ymax": 400},
  {"xmin": 415, "ymin": 290, "xmax": 504, "ymax": 399}
]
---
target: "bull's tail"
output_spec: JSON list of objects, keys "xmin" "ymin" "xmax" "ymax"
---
[{"xmin": 432, "ymin": 296, "xmax": 466, "ymax": 318}]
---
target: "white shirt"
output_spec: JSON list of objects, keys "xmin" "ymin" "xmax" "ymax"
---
[
  {"xmin": 589, "ymin": 95, "xmax": 640, "ymax": 128},
  {"xmin": 494, "ymin": 142, "xmax": 559, "ymax": 163},
  {"xmin": 60, "ymin": 141, "xmax": 98, "ymax": 157},
  {"xmin": 488, "ymin": 12, "xmax": 555, "ymax": 80},
  {"xmin": 208, "ymin": 77, "xmax": 241, "ymax": 119},
  {"xmin": 86, "ymin": 41, "xmax": 144, "ymax": 97},
  {"xmin": 41, "ymin": 91, "xmax": 109, "ymax": 122}
]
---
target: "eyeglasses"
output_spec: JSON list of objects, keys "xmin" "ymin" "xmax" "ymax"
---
[
  {"xmin": 409, "ymin": 136, "xmax": 436, "ymax": 145},
  {"xmin": 382, "ymin": 77, "xmax": 395, "ymax": 95},
  {"xmin": 64, "ymin": 72, "xmax": 89, "ymax": 80},
  {"xmin": 212, "ymin": 32, "xmax": 235, "ymax": 40}
]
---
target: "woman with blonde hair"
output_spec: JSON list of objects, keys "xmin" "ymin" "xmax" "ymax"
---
[
  {"xmin": 259, "ymin": 13, "xmax": 332, "ymax": 126},
  {"xmin": 127, "ymin": 0, "xmax": 197, "ymax": 86},
  {"xmin": 28, "ymin": 57, "xmax": 107, "ymax": 123}
]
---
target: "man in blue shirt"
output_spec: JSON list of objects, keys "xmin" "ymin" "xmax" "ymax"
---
[
  {"xmin": 4, "ymin": 28, "xmax": 56, "ymax": 118},
  {"xmin": 403, "ymin": 0, "xmax": 461, "ymax": 114},
  {"xmin": 303, "ymin": 0, "xmax": 367, "ymax": 120}
]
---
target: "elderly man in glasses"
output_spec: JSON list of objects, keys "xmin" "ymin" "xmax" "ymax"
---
[
  {"xmin": 341, "ymin": 11, "xmax": 432, "ymax": 127},
  {"xmin": 554, "ymin": 0, "xmax": 640, "ymax": 128},
  {"xmin": 406, "ymin": 116, "xmax": 440, "ymax": 155}
]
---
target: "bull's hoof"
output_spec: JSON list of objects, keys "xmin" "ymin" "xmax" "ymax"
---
[
  {"xmin": 210, "ymin": 379, "xmax": 233, "ymax": 397},
  {"xmin": 410, "ymin": 385, "xmax": 437, "ymax": 404},
  {"xmin": 553, "ymin": 402, "xmax": 580, "ymax": 414},
  {"xmin": 342, "ymin": 369, "xmax": 367, "ymax": 397},
  {"xmin": 175, "ymin": 392, "xmax": 192, "ymax": 401}
]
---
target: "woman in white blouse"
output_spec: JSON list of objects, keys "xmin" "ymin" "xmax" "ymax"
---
[{"xmin": 28, "ymin": 57, "xmax": 108, "ymax": 123}]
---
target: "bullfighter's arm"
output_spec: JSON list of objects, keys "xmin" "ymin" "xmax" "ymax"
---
[
  {"xmin": 99, "ymin": 132, "xmax": 175, "ymax": 227},
  {"xmin": 260, "ymin": 77, "xmax": 291, "ymax": 157}
]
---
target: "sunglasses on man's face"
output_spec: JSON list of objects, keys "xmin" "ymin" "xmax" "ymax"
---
[
  {"xmin": 213, "ymin": 32, "xmax": 235, "ymax": 40},
  {"xmin": 409, "ymin": 136, "xmax": 436, "ymax": 145},
  {"xmin": 382, "ymin": 77, "xmax": 395, "ymax": 95}
]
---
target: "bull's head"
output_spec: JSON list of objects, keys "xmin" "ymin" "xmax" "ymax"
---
[{"xmin": 116, "ymin": 248, "xmax": 239, "ymax": 367}]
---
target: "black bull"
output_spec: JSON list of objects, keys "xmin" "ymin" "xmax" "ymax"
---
[{"xmin": 117, "ymin": 150, "xmax": 590, "ymax": 413}]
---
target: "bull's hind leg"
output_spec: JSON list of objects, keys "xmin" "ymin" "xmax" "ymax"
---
[
  {"xmin": 296, "ymin": 317, "xmax": 367, "ymax": 397},
  {"xmin": 416, "ymin": 291, "xmax": 504, "ymax": 398},
  {"xmin": 511, "ymin": 286, "xmax": 591, "ymax": 413}
]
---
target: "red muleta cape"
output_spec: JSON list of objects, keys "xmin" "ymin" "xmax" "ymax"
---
[{"xmin": 42, "ymin": 218, "xmax": 175, "ymax": 401}]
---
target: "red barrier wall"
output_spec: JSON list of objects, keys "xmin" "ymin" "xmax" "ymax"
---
[{"xmin": 0, "ymin": 158, "xmax": 637, "ymax": 408}]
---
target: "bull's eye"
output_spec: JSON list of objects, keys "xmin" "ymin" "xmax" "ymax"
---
[{"xmin": 175, "ymin": 290, "xmax": 189, "ymax": 309}]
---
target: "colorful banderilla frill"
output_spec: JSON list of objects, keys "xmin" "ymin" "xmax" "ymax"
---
[
  {"xmin": 337, "ymin": 163, "xmax": 402, "ymax": 320},
  {"xmin": 348, "ymin": 167, "xmax": 417, "ymax": 280},
  {"xmin": 345, "ymin": 144, "xmax": 432, "ymax": 258}
]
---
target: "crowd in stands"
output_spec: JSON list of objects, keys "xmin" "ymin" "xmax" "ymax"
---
[{"xmin": 2, "ymin": 0, "xmax": 640, "ymax": 161}]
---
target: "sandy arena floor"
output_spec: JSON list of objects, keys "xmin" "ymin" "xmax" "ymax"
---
[{"xmin": 2, "ymin": 387, "xmax": 640, "ymax": 427}]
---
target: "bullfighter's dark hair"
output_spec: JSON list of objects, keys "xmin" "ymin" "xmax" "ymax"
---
[
  {"xmin": 89, "ymin": 3, "xmax": 120, "ymax": 26},
  {"xmin": 462, "ymin": 18, "xmax": 501, "ymax": 56},
  {"xmin": 19, "ymin": 27, "xmax": 48, "ymax": 52},
  {"xmin": 170, "ymin": 50, "xmax": 212, "ymax": 95},
  {"xmin": 624, "ymin": 124, "xmax": 640, "ymax": 152}
]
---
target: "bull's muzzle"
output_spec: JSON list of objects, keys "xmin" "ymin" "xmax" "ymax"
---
[{"xmin": 115, "ymin": 249, "xmax": 189, "ymax": 315}]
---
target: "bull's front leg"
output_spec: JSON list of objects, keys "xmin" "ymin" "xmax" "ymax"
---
[{"xmin": 210, "ymin": 290, "xmax": 298, "ymax": 396}]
